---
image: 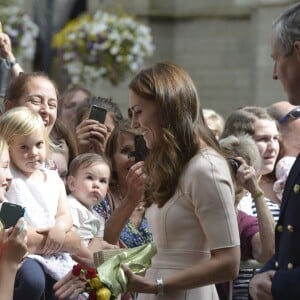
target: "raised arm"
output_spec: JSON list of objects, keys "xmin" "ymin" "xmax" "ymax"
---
[
  {"xmin": 0, "ymin": 22, "xmax": 23, "ymax": 78},
  {"xmin": 0, "ymin": 218, "xmax": 27, "ymax": 300},
  {"xmin": 236, "ymin": 161, "xmax": 275, "ymax": 262},
  {"xmin": 103, "ymin": 161, "xmax": 146, "ymax": 245}
]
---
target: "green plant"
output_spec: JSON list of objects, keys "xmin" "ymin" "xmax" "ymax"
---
[
  {"xmin": 0, "ymin": 3, "xmax": 39, "ymax": 64},
  {"xmin": 52, "ymin": 10, "xmax": 155, "ymax": 86}
]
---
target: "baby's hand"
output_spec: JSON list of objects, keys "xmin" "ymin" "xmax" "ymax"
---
[{"xmin": 37, "ymin": 225, "xmax": 66, "ymax": 255}]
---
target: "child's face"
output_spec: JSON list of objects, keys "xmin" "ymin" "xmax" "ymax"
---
[
  {"xmin": 67, "ymin": 163, "xmax": 110, "ymax": 210},
  {"xmin": 0, "ymin": 148, "xmax": 12, "ymax": 202},
  {"xmin": 9, "ymin": 128, "xmax": 46, "ymax": 176}
]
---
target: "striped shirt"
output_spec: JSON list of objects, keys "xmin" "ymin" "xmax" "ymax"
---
[{"xmin": 233, "ymin": 195, "xmax": 280, "ymax": 299}]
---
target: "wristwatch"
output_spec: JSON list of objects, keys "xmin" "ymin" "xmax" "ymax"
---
[{"xmin": 156, "ymin": 277, "xmax": 164, "ymax": 295}]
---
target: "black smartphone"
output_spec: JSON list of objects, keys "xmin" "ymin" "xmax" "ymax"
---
[
  {"xmin": 227, "ymin": 157, "xmax": 241, "ymax": 174},
  {"xmin": 134, "ymin": 135, "xmax": 149, "ymax": 162},
  {"xmin": 0, "ymin": 202, "xmax": 25, "ymax": 229},
  {"xmin": 88, "ymin": 105, "xmax": 107, "ymax": 124}
]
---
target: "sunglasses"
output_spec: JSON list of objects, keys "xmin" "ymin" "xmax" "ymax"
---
[{"xmin": 279, "ymin": 107, "xmax": 300, "ymax": 124}]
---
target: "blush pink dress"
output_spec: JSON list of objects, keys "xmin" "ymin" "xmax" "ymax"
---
[{"xmin": 137, "ymin": 148, "xmax": 240, "ymax": 300}]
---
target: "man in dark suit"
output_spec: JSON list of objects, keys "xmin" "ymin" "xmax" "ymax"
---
[{"xmin": 249, "ymin": 2, "xmax": 300, "ymax": 299}]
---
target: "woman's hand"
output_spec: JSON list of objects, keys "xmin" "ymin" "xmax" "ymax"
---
[
  {"xmin": 71, "ymin": 253, "xmax": 95, "ymax": 269},
  {"xmin": 249, "ymin": 271, "xmax": 275, "ymax": 300},
  {"xmin": 121, "ymin": 263, "xmax": 155, "ymax": 294},
  {"xmin": 76, "ymin": 119, "xmax": 108, "ymax": 154},
  {"xmin": 235, "ymin": 158, "xmax": 260, "ymax": 195},
  {"xmin": 53, "ymin": 269, "xmax": 86, "ymax": 300},
  {"xmin": 0, "ymin": 218, "xmax": 27, "ymax": 266},
  {"xmin": 126, "ymin": 161, "xmax": 147, "ymax": 207},
  {"xmin": 54, "ymin": 254, "xmax": 95, "ymax": 299},
  {"xmin": 0, "ymin": 29, "xmax": 14, "ymax": 61}
]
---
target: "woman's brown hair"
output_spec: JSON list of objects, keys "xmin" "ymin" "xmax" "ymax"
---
[
  {"xmin": 129, "ymin": 61, "xmax": 220, "ymax": 207},
  {"xmin": 4, "ymin": 72, "xmax": 59, "ymax": 107}
]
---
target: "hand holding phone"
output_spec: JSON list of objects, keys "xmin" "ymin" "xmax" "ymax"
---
[
  {"xmin": 227, "ymin": 157, "xmax": 241, "ymax": 174},
  {"xmin": 132, "ymin": 135, "xmax": 149, "ymax": 163},
  {"xmin": 0, "ymin": 202, "xmax": 25, "ymax": 229},
  {"xmin": 88, "ymin": 105, "xmax": 107, "ymax": 124}
]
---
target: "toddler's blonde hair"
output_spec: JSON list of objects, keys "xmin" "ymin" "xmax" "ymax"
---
[{"xmin": 0, "ymin": 107, "xmax": 49, "ymax": 155}]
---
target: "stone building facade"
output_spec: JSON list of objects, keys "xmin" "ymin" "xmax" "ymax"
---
[{"xmin": 88, "ymin": 0, "xmax": 296, "ymax": 117}]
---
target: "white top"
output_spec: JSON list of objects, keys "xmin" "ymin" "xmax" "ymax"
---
[
  {"xmin": 5, "ymin": 167, "xmax": 63, "ymax": 227},
  {"xmin": 5, "ymin": 167, "xmax": 74, "ymax": 280},
  {"xmin": 68, "ymin": 194, "xmax": 105, "ymax": 247}
]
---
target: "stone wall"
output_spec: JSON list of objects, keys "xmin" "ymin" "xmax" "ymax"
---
[{"xmin": 86, "ymin": 0, "xmax": 297, "ymax": 118}]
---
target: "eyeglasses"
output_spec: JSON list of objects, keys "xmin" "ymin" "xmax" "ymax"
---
[{"xmin": 279, "ymin": 107, "xmax": 300, "ymax": 124}]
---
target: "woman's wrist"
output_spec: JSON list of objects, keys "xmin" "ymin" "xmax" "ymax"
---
[
  {"xmin": 7, "ymin": 53, "xmax": 15, "ymax": 62},
  {"xmin": 156, "ymin": 277, "xmax": 164, "ymax": 295},
  {"xmin": 10, "ymin": 59, "xmax": 17, "ymax": 68},
  {"xmin": 0, "ymin": 259, "xmax": 20, "ymax": 272},
  {"xmin": 252, "ymin": 189, "xmax": 264, "ymax": 200}
]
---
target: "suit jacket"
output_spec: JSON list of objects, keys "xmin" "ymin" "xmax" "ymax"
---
[{"xmin": 258, "ymin": 154, "xmax": 300, "ymax": 299}]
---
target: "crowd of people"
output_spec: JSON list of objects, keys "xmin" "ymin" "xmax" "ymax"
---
[{"xmin": 0, "ymin": 2, "xmax": 300, "ymax": 300}]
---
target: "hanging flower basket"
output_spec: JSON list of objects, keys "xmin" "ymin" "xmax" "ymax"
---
[
  {"xmin": 52, "ymin": 10, "xmax": 155, "ymax": 86},
  {"xmin": 0, "ymin": 5, "xmax": 39, "ymax": 65}
]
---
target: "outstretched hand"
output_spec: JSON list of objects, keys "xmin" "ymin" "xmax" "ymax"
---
[
  {"xmin": 53, "ymin": 254, "xmax": 94, "ymax": 299},
  {"xmin": 53, "ymin": 269, "xmax": 86, "ymax": 300},
  {"xmin": 121, "ymin": 263, "xmax": 154, "ymax": 294}
]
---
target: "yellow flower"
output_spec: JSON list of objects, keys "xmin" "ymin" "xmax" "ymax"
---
[
  {"xmin": 96, "ymin": 286, "xmax": 111, "ymax": 300},
  {"xmin": 89, "ymin": 277, "xmax": 104, "ymax": 290}
]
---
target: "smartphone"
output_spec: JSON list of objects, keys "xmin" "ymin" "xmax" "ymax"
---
[
  {"xmin": 88, "ymin": 105, "xmax": 107, "ymax": 124},
  {"xmin": 0, "ymin": 202, "xmax": 25, "ymax": 229},
  {"xmin": 227, "ymin": 157, "xmax": 241, "ymax": 174},
  {"xmin": 134, "ymin": 135, "xmax": 149, "ymax": 162}
]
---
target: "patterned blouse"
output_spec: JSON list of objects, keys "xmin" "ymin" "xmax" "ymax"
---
[{"xmin": 93, "ymin": 194, "xmax": 153, "ymax": 248}]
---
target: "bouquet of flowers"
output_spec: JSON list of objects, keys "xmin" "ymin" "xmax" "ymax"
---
[
  {"xmin": 72, "ymin": 264, "xmax": 111, "ymax": 300},
  {"xmin": 0, "ymin": 2, "xmax": 39, "ymax": 65},
  {"xmin": 52, "ymin": 10, "xmax": 155, "ymax": 86},
  {"xmin": 72, "ymin": 243, "xmax": 157, "ymax": 300}
]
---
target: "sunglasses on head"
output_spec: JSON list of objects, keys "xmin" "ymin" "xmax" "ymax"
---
[{"xmin": 279, "ymin": 107, "xmax": 300, "ymax": 124}]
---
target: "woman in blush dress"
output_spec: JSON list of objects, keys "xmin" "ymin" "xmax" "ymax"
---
[{"xmin": 122, "ymin": 61, "xmax": 240, "ymax": 300}]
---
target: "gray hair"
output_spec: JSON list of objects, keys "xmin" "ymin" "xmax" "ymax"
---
[
  {"xmin": 272, "ymin": 2, "xmax": 300, "ymax": 56},
  {"xmin": 219, "ymin": 134, "xmax": 262, "ymax": 173}
]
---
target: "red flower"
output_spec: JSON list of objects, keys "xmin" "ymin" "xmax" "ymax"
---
[
  {"xmin": 72, "ymin": 264, "xmax": 82, "ymax": 276},
  {"xmin": 89, "ymin": 290, "xmax": 97, "ymax": 300},
  {"xmin": 86, "ymin": 267, "xmax": 97, "ymax": 279}
]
